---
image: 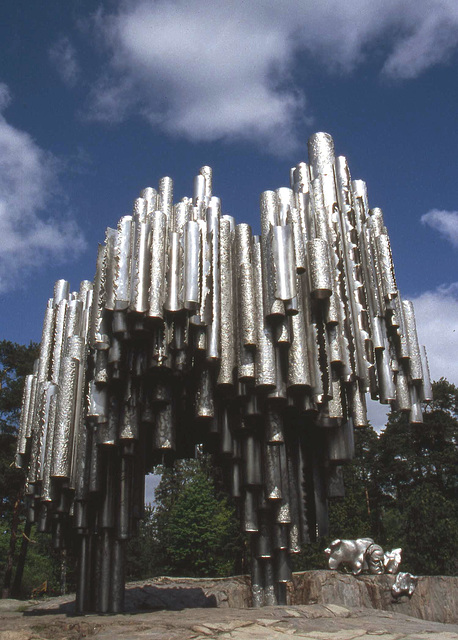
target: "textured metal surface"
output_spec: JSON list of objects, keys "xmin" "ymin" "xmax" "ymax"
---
[
  {"xmin": 217, "ymin": 218, "xmax": 236, "ymax": 387},
  {"xmin": 17, "ymin": 132, "xmax": 429, "ymax": 614},
  {"xmin": 148, "ymin": 211, "xmax": 167, "ymax": 318},
  {"xmin": 272, "ymin": 225, "xmax": 296, "ymax": 301},
  {"xmin": 113, "ymin": 216, "xmax": 133, "ymax": 310},
  {"xmin": 235, "ymin": 224, "xmax": 257, "ymax": 348},
  {"xmin": 308, "ymin": 238, "xmax": 332, "ymax": 298},
  {"xmin": 183, "ymin": 220, "xmax": 201, "ymax": 310},
  {"xmin": 308, "ymin": 132, "xmax": 335, "ymax": 177},
  {"xmin": 326, "ymin": 538, "xmax": 407, "ymax": 587}
]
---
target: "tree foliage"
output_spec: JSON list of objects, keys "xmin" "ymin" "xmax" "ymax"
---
[
  {"xmin": 125, "ymin": 504, "xmax": 161, "ymax": 581},
  {"xmin": 0, "ymin": 341, "xmax": 39, "ymax": 516},
  {"xmin": 324, "ymin": 379, "xmax": 458, "ymax": 576},
  {"xmin": 126, "ymin": 457, "xmax": 245, "ymax": 579},
  {"xmin": 0, "ymin": 340, "xmax": 39, "ymax": 434}
]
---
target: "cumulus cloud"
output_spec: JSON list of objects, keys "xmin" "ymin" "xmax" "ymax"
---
[
  {"xmin": 81, "ymin": 0, "xmax": 458, "ymax": 151},
  {"xmin": 411, "ymin": 283, "xmax": 458, "ymax": 387},
  {"xmin": 421, "ymin": 209, "xmax": 458, "ymax": 248},
  {"xmin": 86, "ymin": 1, "xmax": 306, "ymax": 153},
  {"xmin": 0, "ymin": 83, "xmax": 86, "ymax": 292},
  {"xmin": 49, "ymin": 36, "xmax": 81, "ymax": 87},
  {"xmin": 382, "ymin": 2, "xmax": 458, "ymax": 79}
]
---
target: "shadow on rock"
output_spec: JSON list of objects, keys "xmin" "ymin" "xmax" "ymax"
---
[
  {"xmin": 23, "ymin": 585, "xmax": 217, "ymax": 617},
  {"xmin": 24, "ymin": 600, "xmax": 76, "ymax": 616},
  {"xmin": 124, "ymin": 585, "xmax": 218, "ymax": 611}
]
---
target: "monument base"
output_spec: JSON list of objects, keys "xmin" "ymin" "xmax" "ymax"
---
[
  {"xmin": 18, "ymin": 571, "xmax": 458, "ymax": 624},
  {"xmin": 118, "ymin": 571, "xmax": 458, "ymax": 623}
]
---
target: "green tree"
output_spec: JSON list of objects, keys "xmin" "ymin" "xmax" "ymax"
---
[
  {"xmin": 374, "ymin": 379, "xmax": 458, "ymax": 573},
  {"xmin": 166, "ymin": 470, "xmax": 239, "ymax": 576},
  {"xmin": 125, "ymin": 505, "xmax": 161, "ymax": 581},
  {"xmin": 0, "ymin": 340, "xmax": 39, "ymax": 598},
  {"xmin": 0, "ymin": 341, "xmax": 39, "ymax": 513},
  {"xmin": 328, "ymin": 425, "xmax": 380, "ymax": 540},
  {"xmin": 149, "ymin": 457, "xmax": 243, "ymax": 578},
  {"xmin": 401, "ymin": 483, "xmax": 458, "ymax": 575}
]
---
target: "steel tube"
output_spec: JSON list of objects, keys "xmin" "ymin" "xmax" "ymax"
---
[{"xmin": 16, "ymin": 131, "xmax": 432, "ymax": 615}]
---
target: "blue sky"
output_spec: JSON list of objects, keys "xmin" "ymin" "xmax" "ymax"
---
[{"xmin": 1, "ymin": 0, "xmax": 458, "ymax": 432}]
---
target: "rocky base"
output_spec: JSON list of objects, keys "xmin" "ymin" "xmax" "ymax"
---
[
  {"xmin": 5, "ymin": 571, "xmax": 457, "ymax": 626},
  {"xmin": 290, "ymin": 571, "xmax": 458, "ymax": 624},
  {"xmin": 1, "ymin": 601, "xmax": 458, "ymax": 640}
]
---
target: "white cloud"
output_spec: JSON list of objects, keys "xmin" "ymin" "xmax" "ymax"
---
[
  {"xmin": 421, "ymin": 209, "xmax": 458, "ymax": 248},
  {"xmin": 411, "ymin": 283, "xmax": 458, "ymax": 386},
  {"xmin": 86, "ymin": 1, "xmax": 306, "ymax": 153},
  {"xmin": 382, "ymin": 2, "xmax": 458, "ymax": 79},
  {"xmin": 49, "ymin": 36, "xmax": 80, "ymax": 87},
  {"xmin": 0, "ymin": 83, "xmax": 86, "ymax": 292},
  {"xmin": 82, "ymin": 0, "xmax": 458, "ymax": 151}
]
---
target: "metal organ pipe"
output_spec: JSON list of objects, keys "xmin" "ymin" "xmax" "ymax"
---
[{"xmin": 17, "ymin": 133, "xmax": 430, "ymax": 613}]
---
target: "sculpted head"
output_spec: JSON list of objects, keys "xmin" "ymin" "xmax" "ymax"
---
[{"xmin": 384, "ymin": 548, "xmax": 402, "ymax": 574}]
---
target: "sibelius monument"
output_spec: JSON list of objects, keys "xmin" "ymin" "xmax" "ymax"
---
[{"xmin": 15, "ymin": 132, "xmax": 431, "ymax": 613}]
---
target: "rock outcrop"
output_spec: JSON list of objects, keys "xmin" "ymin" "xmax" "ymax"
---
[
  {"xmin": 290, "ymin": 571, "xmax": 458, "ymax": 624},
  {"xmin": 8, "ymin": 571, "xmax": 458, "ymax": 625}
]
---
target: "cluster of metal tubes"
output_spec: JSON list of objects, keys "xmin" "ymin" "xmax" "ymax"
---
[{"xmin": 16, "ymin": 132, "xmax": 431, "ymax": 612}]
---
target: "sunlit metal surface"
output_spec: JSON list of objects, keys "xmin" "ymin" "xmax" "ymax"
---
[
  {"xmin": 325, "ymin": 538, "xmax": 403, "ymax": 576},
  {"xmin": 392, "ymin": 571, "xmax": 418, "ymax": 598},
  {"xmin": 16, "ymin": 132, "xmax": 430, "ymax": 613}
]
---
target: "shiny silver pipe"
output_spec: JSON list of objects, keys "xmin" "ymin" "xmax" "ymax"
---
[
  {"xmin": 272, "ymin": 225, "xmax": 296, "ymax": 302},
  {"xmin": 308, "ymin": 132, "xmax": 335, "ymax": 178},
  {"xmin": 164, "ymin": 231, "xmax": 183, "ymax": 312},
  {"xmin": 183, "ymin": 220, "xmax": 201, "ymax": 310},
  {"xmin": 260, "ymin": 191, "xmax": 284, "ymax": 318},
  {"xmin": 158, "ymin": 176, "xmax": 173, "ymax": 219},
  {"xmin": 130, "ymin": 220, "xmax": 151, "ymax": 314},
  {"xmin": 51, "ymin": 336, "xmax": 84, "ymax": 478},
  {"xmin": 113, "ymin": 216, "xmax": 134, "ymax": 310},
  {"xmin": 140, "ymin": 187, "xmax": 158, "ymax": 215},
  {"xmin": 206, "ymin": 201, "xmax": 221, "ymax": 361},
  {"xmin": 235, "ymin": 224, "xmax": 257, "ymax": 348},
  {"xmin": 402, "ymin": 300, "xmax": 423, "ymax": 382},
  {"xmin": 148, "ymin": 211, "xmax": 167, "ymax": 319},
  {"xmin": 308, "ymin": 238, "xmax": 332, "ymax": 299},
  {"xmin": 252, "ymin": 238, "xmax": 276, "ymax": 390},
  {"xmin": 217, "ymin": 218, "xmax": 236, "ymax": 387}
]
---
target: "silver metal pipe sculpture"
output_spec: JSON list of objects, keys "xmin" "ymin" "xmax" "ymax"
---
[{"xmin": 16, "ymin": 133, "xmax": 431, "ymax": 613}]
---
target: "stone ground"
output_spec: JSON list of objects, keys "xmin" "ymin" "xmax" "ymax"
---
[{"xmin": 1, "ymin": 596, "xmax": 458, "ymax": 640}]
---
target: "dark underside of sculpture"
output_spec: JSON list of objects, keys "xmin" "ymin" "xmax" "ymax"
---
[{"xmin": 16, "ymin": 132, "xmax": 431, "ymax": 613}]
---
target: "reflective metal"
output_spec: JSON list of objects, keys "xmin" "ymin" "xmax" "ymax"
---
[
  {"xmin": 308, "ymin": 238, "xmax": 332, "ymax": 298},
  {"xmin": 148, "ymin": 211, "xmax": 167, "ymax": 318},
  {"xmin": 17, "ymin": 133, "xmax": 430, "ymax": 614},
  {"xmin": 183, "ymin": 221, "xmax": 201, "ymax": 310},
  {"xmin": 392, "ymin": 572, "xmax": 418, "ymax": 599},
  {"xmin": 217, "ymin": 218, "xmax": 236, "ymax": 387},
  {"xmin": 113, "ymin": 216, "xmax": 134, "ymax": 310},
  {"xmin": 272, "ymin": 225, "xmax": 296, "ymax": 301},
  {"xmin": 326, "ymin": 538, "xmax": 407, "ymax": 587},
  {"xmin": 235, "ymin": 224, "xmax": 257, "ymax": 347}
]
